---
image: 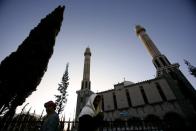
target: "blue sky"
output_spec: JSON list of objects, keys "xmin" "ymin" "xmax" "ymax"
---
[{"xmin": 0, "ymin": 0, "xmax": 196, "ymax": 120}]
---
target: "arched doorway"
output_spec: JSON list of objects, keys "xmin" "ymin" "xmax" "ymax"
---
[
  {"xmin": 144, "ymin": 114, "xmax": 162, "ymax": 130},
  {"xmin": 127, "ymin": 117, "xmax": 142, "ymax": 128},
  {"xmin": 164, "ymin": 112, "xmax": 186, "ymax": 130}
]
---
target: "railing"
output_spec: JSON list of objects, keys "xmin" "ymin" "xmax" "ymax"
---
[
  {"xmin": 0, "ymin": 119, "xmax": 194, "ymax": 131},
  {"xmin": 0, "ymin": 120, "xmax": 66, "ymax": 131},
  {"xmin": 70, "ymin": 120, "xmax": 194, "ymax": 131},
  {"xmin": 98, "ymin": 120, "xmax": 168, "ymax": 131}
]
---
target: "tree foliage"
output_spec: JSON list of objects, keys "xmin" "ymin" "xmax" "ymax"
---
[
  {"xmin": 184, "ymin": 59, "xmax": 196, "ymax": 77},
  {"xmin": 0, "ymin": 6, "xmax": 65, "ymax": 117},
  {"xmin": 55, "ymin": 63, "xmax": 69, "ymax": 115}
]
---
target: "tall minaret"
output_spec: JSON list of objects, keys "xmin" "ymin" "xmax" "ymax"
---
[
  {"xmin": 135, "ymin": 25, "xmax": 196, "ymax": 111},
  {"xmin": 81, "ymin": 47, "xmax": 91, "ymax": 89},
  {"xmin": 135, "ymin": 25, "xmax": 171, "ymax": 71},
  {"xmin": 75, "ymin": 47, "xmax": 93, "ymax": 120},
  {"xmin": 135, "ymin": 25, "xmax": 161, "ymax": 58}
]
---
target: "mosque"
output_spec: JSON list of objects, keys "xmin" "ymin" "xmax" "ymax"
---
[{"xmin": 75, "ymin": 25, "xmax": 196, "ymax": 127}]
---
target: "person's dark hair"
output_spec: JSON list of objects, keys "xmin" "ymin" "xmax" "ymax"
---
[
  {"xmin": 44, "ymin": 101, "xmax": 56, "ymax": 109},
  {"xmin": 93, "ymin": 95, "xmax": 102, "ymax": 109},
  {"xmin": 96, "ymin": 95, "xmax": 101, "ymax": 98}
]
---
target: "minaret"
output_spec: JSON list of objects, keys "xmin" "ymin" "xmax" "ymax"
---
[
  {"xmin": 135, "ymin": 25, "xmax": 172, "ymax": 73},
  {"xmin": 81, "ymin": 47, "xmax": 91, "ymax": 89},
  {"xmin": 135, "ymin": 25, "xmax": 161, "ymax": 58},
  {"xmin": 75, "ymin": 47, "xmax": 93, "ymax": 120},
  {"xmin": 135, "ymin": 25, "xmax": 196, "ymax": 111}
]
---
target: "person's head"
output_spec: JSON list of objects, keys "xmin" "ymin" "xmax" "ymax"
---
[
  {"xmin": 93, "ymin": 95, "xmax": 102, "ymax": 110},
  {"xmin": 44, "ymin": 101, "xmax": 56, "ymax": 114}
]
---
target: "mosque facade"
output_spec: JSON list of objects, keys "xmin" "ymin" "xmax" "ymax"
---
[{"xmin": 75, "ymin": 25, "xmax": 196, "ymax": 127}]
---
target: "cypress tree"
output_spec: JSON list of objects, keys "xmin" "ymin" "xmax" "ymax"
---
[
  {"xmin": 184, "ymin": 59, "xmax": 196, "ymax": 77},
  {"xmin": 55, "ymin": 63, "xmax": 69, "ymax": 115},
  {"xmin": 0, "ymin": 6, "xmax": 65, "ymax": 117}
]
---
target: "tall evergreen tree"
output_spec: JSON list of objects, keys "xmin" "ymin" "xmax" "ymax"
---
[
  {"xmin": 0, "ymin": 6, "xmax": 65, "ymax": 117},
  {"xmin": 55, "ymin": 63, "xmax": 69, "ymax": 115},
  {"xmin": 184, "ymin": 59, "xmax": 196, "ymax": 77}
]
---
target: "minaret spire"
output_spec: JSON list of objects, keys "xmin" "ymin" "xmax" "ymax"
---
[
  {"xmin": 75, "ymin": 47, "xmax": 93, "ymax": 121},
  {"xmin": 135, "ymin": 25, "xmax": 161, "ymax": 58},
  {"xmin": 135, "ymin": 25, "xmax": 171, "ymax": 70},
  {"xmin": 81, "ymin": 47, "xmax": 91, "ymax": 89}
]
